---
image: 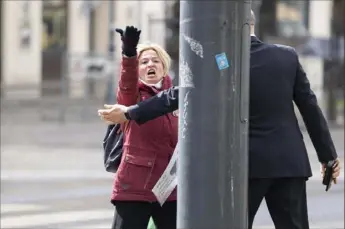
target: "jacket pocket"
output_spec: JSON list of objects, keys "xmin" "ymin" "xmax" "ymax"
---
[{"xmin": 116, "ymin": 154, "xmax": 155, "ymax": 192}]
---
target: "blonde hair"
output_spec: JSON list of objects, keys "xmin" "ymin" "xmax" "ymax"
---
[{"xmin": 137, "ymin": 43, "xmax": 171, "ymax": 77}]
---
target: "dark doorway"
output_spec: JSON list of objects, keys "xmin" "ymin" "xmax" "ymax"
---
[{"xmin": 41, "ymin": 0, "xmax": 68, "ymax": 96}]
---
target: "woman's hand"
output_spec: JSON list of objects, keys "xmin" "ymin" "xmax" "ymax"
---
[{"xmin": 115, "ymin": 26, "xmax": 141, "ymax": 57}]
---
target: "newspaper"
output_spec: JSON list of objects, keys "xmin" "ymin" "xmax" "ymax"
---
[{"xmin": 152, "ymin": 143, "xmax": 178, "ymax": 206}]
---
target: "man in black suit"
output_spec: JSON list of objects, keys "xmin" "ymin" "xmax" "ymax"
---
[{"xmin": 99, "ymin": 10, "xmax": 341, "ymax": 229}]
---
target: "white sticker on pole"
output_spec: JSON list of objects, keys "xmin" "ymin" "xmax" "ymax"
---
[{"xmin": 152, "ymin": 143, "xmax": 178, "ymax": 206}]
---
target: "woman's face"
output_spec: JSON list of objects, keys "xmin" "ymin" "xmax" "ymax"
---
[{"xmin": 138, "ymin": 49, "xmax": 165, "ymax": 84}]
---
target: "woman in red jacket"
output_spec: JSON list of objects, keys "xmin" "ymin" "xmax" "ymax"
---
[{"xmin": 110, "ymin": 26, "xmax": 178, "ymax": 229}]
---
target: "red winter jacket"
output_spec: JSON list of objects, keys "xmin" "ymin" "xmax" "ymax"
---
[{"xmin": 111, "ymin": 56, "xmax": 178, "ymax": 202}]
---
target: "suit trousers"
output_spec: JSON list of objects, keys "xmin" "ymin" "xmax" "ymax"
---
[
  {"xmin": 248, "ymin": 177, "xmax": 309, "ymax": 229},
  {"xmin": 111, "ymin": 200, "xmax": 176, "ymax": 229}
]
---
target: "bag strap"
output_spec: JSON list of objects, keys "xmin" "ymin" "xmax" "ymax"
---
[{"xmin": 121, "ymin": 91, "xmax": 142, "ymax": 133}]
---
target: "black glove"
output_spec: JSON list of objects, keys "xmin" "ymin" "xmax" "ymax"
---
[{"xmin": 115, "ymin": 26, "xmax": 141, "ymax": 57}]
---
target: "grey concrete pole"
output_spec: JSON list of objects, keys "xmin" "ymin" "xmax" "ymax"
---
[{"xmin": 177, "ymin": 1, "xmax": 251, "ymax": 228}]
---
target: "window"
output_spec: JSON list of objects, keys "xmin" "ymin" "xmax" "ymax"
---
[
  {"xmin": 276, "ymin": 1, "xmax": 309, "ymax": 37},
  {"xmin": 258, "ymin": 0, "xmax": 309, "ymax": 39}
]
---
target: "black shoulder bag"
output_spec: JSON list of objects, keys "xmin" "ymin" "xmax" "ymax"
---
[
  {"xmin": 103, "ymin": 123, "xmax": 129, "ymax": 173},
  {"xmin": 102, "ymin": 94, "xmax": 140, "ymax": 173}
]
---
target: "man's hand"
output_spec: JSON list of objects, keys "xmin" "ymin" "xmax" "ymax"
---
[
  {"xmin": 98, "ymin": 104, "xmax": 129, "ymax": 124},
  {"xmin": 321, "ymin": 158, "xmax": 341, "ymax": 184}
]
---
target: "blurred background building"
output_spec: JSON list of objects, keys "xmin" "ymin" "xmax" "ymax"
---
[{"xmin": 0, "ymin": 0, "xmax": 343, "ymax": 124}]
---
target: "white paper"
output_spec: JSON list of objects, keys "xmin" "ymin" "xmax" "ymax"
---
[{"xmin": 152, "ymin": 143, "xmax": 178, "ymax": 206}]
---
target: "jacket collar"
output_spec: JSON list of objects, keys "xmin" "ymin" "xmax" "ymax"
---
[
  {"xmin": 251, "ymin": 35, "xmax": 262, "ymax": 44},
  {"xmin": 138, "ymin": 75, "xmax": 173, "ymax": 95}
]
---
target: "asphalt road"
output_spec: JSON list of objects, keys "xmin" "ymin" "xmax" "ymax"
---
[{"xmin": 1, "ymin": 117, "xmax": 344, "ymax": 228}]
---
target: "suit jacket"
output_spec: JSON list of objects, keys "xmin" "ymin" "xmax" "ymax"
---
[{"xmin": 127, "ymin": 36, "xmax": 338, "ymax": 178}]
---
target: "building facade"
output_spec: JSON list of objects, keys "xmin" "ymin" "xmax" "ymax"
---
[
  {"xmin": 0, "ymin": 0, "xmax": 166, "ymax": 98},
  {"xmin": 0, "ymin": 0, "xmax": 341, "ymax": 107}
]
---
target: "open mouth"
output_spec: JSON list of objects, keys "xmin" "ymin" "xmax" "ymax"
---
[{"xmin": 147, "ymin": 69, "xmax": 156, "ymax": 76}]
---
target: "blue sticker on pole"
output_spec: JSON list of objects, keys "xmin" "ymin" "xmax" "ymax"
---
[{"xmin": 215, "ymin": 53, "xmax": 229, "ymax": 70}]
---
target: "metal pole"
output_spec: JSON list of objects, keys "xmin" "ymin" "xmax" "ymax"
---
[
  {"xmin": 106, "ymin": 0, "xmax": 116, "ymax": 104},
  {"xmin": 87, "ymin": 5, "xmax": 95, "ymax": 98},
  {"xmin": 177, "ymin": 1, "xmax": 251, "ymax": 228}
]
